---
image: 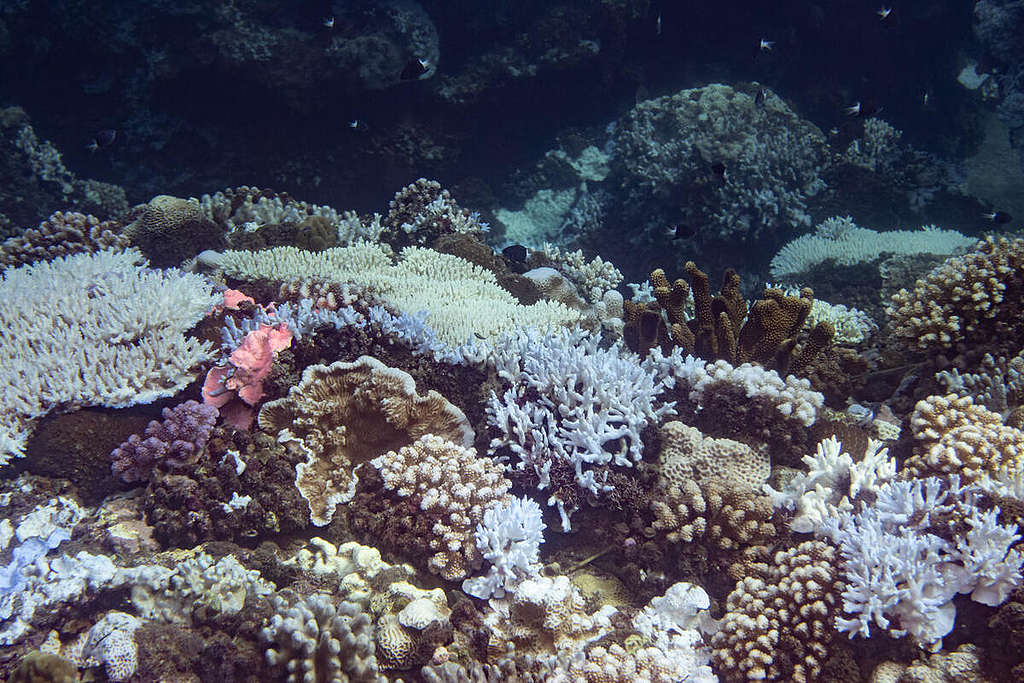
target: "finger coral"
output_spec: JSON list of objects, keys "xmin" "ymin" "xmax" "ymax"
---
[
  {"xmin": 0, "ymin": 210, "xmax": 127, "ymax": 269},
  {"xmin": 110, "ymin": 400, "xmax": 218, "ymax": 483},
  {"xmin": 711, "ymin": 540, "xmax": 841, "ymax": 682}
]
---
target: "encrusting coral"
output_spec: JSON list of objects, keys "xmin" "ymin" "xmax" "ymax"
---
[{"xmin": 258, "ymin": 356, "xmax": 474, "ymax": 526}]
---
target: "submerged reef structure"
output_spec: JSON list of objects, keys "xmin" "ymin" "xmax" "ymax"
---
[
  {"xmin": 2, "ymin": 174, "xmax": 1023, "ymax": 682},
  {"xmin": 625, "ymin": 262, "xmax": 834, "ymax": 377},
  {"xmin": 611, "ymin": 83, "xmax": 827, "ymax": 245}
]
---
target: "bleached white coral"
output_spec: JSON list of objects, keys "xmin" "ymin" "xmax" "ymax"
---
[
  {"xmin": 0, "ymin": 248, "xmax": 218, "ymax": 464},
  {"xmin": 765, "ymin": 436, "xmax": 896, "ymax": 534},
  {"xmin": 821, "ymin": 477, "xmax": 1023, "ymax": 650},
  {"xmin": 462, "ymin": 496, "xmax": 546, "ymax": 600},
  {"xmin": 486, "ymin": 327, "xmax": 675, "ymax": 530},
  {"xmin": 770, "ymin": 216, "xmax": 974, "ymax": 278},
  {"xmin": 647, "ymin": 349, "xmax": 824, "ymax": 426}
]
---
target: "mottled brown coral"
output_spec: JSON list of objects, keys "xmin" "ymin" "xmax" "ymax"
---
[
  {"xmin": 382, "ymin": 178, "xmax": 486, "ymax": 249},
  {"xmin": 370, "ymin": 434, "xmax": 512, "ymax": 580},
  {"xmin": 649, "ymin": 477, "xmax": 776, "ymax": 550},
  {"xmin": 907, "ymin": 393, "xmax": 1024, "ymax": 483},
  {"xmin": 258, "ymin": 356, "xmax": 474, "ymax": 526},
  {"xmin": 0, "ymin": 211, "xmax": 127, "ymax": 269},
  {"xmin": 711, "ymin": 540, "xmax": 841, "ymax": 682},
  {"xmin": 123, "ymin": 194, "xmax": 223, "ymax": 266},
  {"xmin": 887, "ymin": 236, "xmax": 1024, "ymax": 352}
]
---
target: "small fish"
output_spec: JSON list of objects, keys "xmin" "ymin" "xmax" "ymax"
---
[
  {"xmin": 656, "ymin": 13, "xmax": 662, "ymax": 36},
  {"xmin": 502, "ymin": 244, "xmax": 529, "ymax": 262},
  {"xmin": 400, "ymin": 57, "xmax": 431, "ymax": 81},
  {"xmin": 845, "ymin": 100, "xmax": 882, "ymax": 117},
  {"xmin": 710, "ymin": 162, "xmax": 727, "ymax": 180},
  {"xmin": 86, "ymin": 128, "xmax": 116, "ymax": 152},
  {"xmin": 664, "ymin": 224, "xmax": 695, "ymax": 240},
  {"xmin": 983, "ymin": 211, "xmax": 1013, "ymax": 224},
  {"xmin": 829, "ymin": 127, "xmax": 840, "ymax": 135},
  {"xmin": 877, "ymin": 7, "xmax": 892, "ymax": 19},
  {"xmin": 349, "ymin": 119, "xmax": 363, "ymax": 130},
  {"xmin": 323, "ymin": 16, "xmax": 335, "ymax": 28},
  {"xmin": 754, "ymin": 88, "xmax": 766, "ymax": 105},
  {"xmin": 759, "ymin": 39, "xmax": 774, "ymax": 51},
  {"xmin": 922, "ymin": 91, "xmax": 930, "ymax": 106}
]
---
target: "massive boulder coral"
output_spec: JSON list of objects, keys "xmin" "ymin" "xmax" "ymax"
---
[
  {"xmin": 122, "ymin": 194, "xmax": 223, "ymax": 267},
  {"xmin": 610, "ymin": 83, "xmax": 827, "ymax": 243},
  {"xmin": 887, "ymin": 235, "xmax": 1024, "ymax": 352},
  {"xmin": 258, "ymin": 356, "xmax": 474, "ymax": 526}
]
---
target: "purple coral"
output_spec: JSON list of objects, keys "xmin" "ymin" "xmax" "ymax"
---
[{"xmin": 111, "ymin": 400, "xmax": 218, "ymax": 482}]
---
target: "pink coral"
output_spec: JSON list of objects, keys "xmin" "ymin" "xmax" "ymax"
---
[{"xmin": 202, "ymin": 323, "xmax": 293, "ymax": 429}]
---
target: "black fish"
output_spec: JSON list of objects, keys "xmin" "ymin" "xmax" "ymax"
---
[
  {"xmin": 502, "ymin": 244, "xmax": 529, "ymax": 262},
  {"xmin": 400, "ymin": 58, "xmax": 431, "ymax": 81},
  {"xmin": 754, "ymin": 88, "xmax": 766, "ymax": 105},
  {"xmin": 983, "ymin": 211, "xmax": 1012, "ymax": 224},
  {"xmin": 710, "ymin": 162, "xmax": 727, "ymax": 179},
  {"xmin": 664, "ymin": 224, "xmax": 695, "ymax": 240},
  {"xmin": 87, "ymin": 128, "xmax": 117, "ymax": 152}
]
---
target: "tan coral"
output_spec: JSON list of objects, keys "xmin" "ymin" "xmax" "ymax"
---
[
  {"xmin": 908, "ymin": 394, "xmax": 1024, "ymax": 483},
  {"xmin": 657, "ymin": 421, "xmax": 769, "ymax": 491},
  {"xmin": 711, "ymin": 540, "xmax": 840, "ymax": 682},
  {"xmin": 869, "ymin": 644, "xmax": 991, "ymax": 683},
  {"xmin": 0, "ymin": 211, "xmax": 127, "ymax": 269},
  {"xmin": 650, "ymin": 478, "xmax": 775, "ymax": 549},
  {"xmin": 258, "ymin": 356, "xmax": 474, "ymax": 526},
  {"xmin": 123, "ymin": 194, "xmax": 221, "ymax": 267},
  {"xmin": 372, "ymin": 434, "xmax": 512, "ymax": 580},
  {"xmin": 887, "ymin": 236, "xmax": 1024, "ymax": 351}
]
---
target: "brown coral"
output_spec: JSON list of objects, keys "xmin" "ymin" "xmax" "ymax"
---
[
  {"xmin": 711, "ymin": 540, "xmax": 841, "ymax": 682},
  {"xmin": 123, "ymin": 194, "xmax": 222, "ymax": 266},
  {"xmin": 369, "ymin": 434, "xmax": 512, "ymax": 580},
  {"xmin": 887, "ymin": 236, "xmax": 1024, "ymax": 352},
  {"xmin": 649, "ymin": 478, "xmax": 776, "ymax": 550},
  {"xmin": 0, "ymin": 211, "xmax": 127, "ymax": 269},
  {"xmin": 382, "ymin": 178, "xmax": 486, "ymax": 249},
  {"xmin": 906, "ymin": 393, "xmax": 1024, "ymax": 483},
  {"xmin": 626, "ymin": 263, "xmax": 832, "ymax": 373},
  {"xmin": 258, "ymin": 356, "xmax": 474, "ymax": 526},
  {"xmin": 656, "ymin": 421, "xmax": 769, "ymax": 491}
]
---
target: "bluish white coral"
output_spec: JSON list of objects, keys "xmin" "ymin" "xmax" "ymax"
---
[{"xmin": 462, "ymin": 496, "xmax": 546, "ymax": 600}]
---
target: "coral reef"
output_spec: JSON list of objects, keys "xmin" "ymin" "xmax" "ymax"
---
[
  {"xmin": 625, "ymin": 262, "xmax": 834, "ymax": 375},
  {"xmin": 711, "ymin": 540, "xmax": 841, "ymax": 682}
]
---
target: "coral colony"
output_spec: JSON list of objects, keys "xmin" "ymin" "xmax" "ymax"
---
[{"xmin": 3, "ymin": 5, "xmax": 1024, "ymax": 682}]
